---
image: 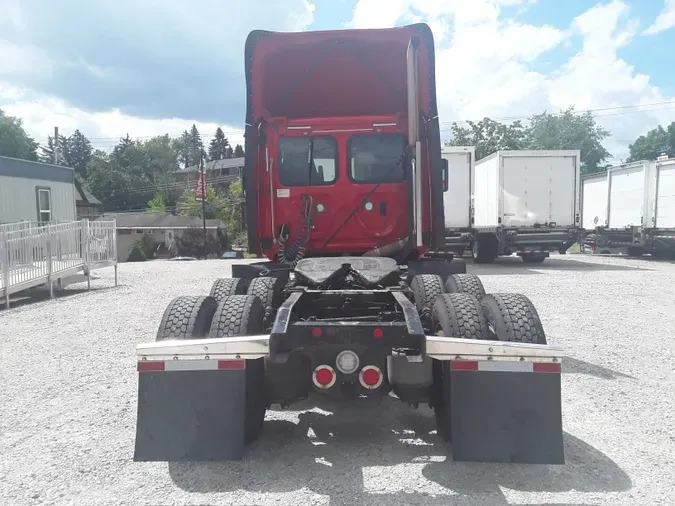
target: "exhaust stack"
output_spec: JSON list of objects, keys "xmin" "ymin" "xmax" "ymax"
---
[{"xmin": 406, "ymin": 36, "xmax": 423, "ymax": 247}]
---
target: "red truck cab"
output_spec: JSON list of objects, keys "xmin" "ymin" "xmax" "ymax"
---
[{"xmin": 242, "ymin": 24, "xmax": 447, "ymax": 262}]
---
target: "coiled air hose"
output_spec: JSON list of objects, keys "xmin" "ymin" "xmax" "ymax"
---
[{"xmin": 278, "ymin": 194, "xmax": 314, "ymax": 268}]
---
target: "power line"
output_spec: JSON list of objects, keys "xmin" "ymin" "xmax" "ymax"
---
[
  {"xmin": 97, "ymin": 174, "xmax": 241, "ymax": 198},
  {"xmin": 439, "ymin": 100, "xmax": 675, "ymax": 126}
]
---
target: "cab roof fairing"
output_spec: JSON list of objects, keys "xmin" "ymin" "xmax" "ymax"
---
[{"xmin": 243, "ymin": 23, "xmax": 445, "ymax": 254}]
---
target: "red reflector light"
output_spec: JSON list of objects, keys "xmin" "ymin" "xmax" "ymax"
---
[
  {"xmin": 217, "ymin": 360, "xmax": 246, "ymax": 371},
  {"xmin": 450, "ymin": 361, "xmax": 479, "ymax": 371},
  {"xmin": 359, "ymin": 365, "xmax": 383, "ymax": 389},
  {"xmin": 533, "ymin": 362, "xmax": 562, "ymax": 373},
  {"xmin": 313, "ymin": 365, "xmax": 336, "ymax": 388},
  {"xmin": 312, "ymin": 327, "xmax": 323, "ymax": 337},
  {"xmin": 361, "ymin": 368, "xmax": 380, "ymax": 385},
  {"xmin": 373, "ymin": 328, "xmax": 383, "ymax": 338},
  {"xmin": 137, "ymin": 361, "xmax": 165, "ymax": 372}
]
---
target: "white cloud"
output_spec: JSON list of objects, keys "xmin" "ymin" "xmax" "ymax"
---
[
  {"xmin": 643, "ymin": 0, "xmax": 675, "ymax": 35},
  {"xmin": 1, "ymin": 93, "xmax": 245, "ymax": 150},
  {"xmin": 0, "ymin": 0, "xmax": 315, "ymax": 150},
  {"xmin": 348, "ymin": 0, "xmax": 675, "ymax": 162}
]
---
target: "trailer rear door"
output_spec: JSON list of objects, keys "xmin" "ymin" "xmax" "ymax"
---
[
  {"xmin": 501, "ymin": 153, "xmax": 577, "ymax": 227},
  {"xmin": 656, "ymin": 161, "xmax": 675, "ymax": 229},
  {"xmin": 608, "ymin": 164, "xmax": 646, "ymax": 228},
  {"xmin": 582, "ymin": 175, "xmax": 608, "ymax": 229},
  {"xmin": 442, "ymin": 151, "xmax": 472, "ymax": 228}
]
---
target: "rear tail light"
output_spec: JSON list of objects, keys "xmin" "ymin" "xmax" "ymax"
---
[
  {"xmin": 359, "ymin": 365, "xmax": 384, "ymax": 390},
  {"xmin": 313, "ymin": 365, "xmax": 336, "ymax": 389}
]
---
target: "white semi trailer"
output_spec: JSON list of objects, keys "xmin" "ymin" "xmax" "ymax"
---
[
  {"xmin": 441, "ymin": 146, "xmax": 475, "ymax": 256},
  {"xmin": 588, "ymin": 156, "xmax": 675, "ymax": 257},
  {"xmin": 471, "ymin": 150, "xmax": 582, "ymax": 264}
]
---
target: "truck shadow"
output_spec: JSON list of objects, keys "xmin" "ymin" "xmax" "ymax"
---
[
  {"xmin": 468, "ymin": 256, "xmax": 645, "ymax": 275},
  {"xmin": 563, "ymin": 356, "xmax": 635, "ymax": 380},
  {"xmin": 168, "ymin": 400, "xmax": 631, "ymax": 505}
]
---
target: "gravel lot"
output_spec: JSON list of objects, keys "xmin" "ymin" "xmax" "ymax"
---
[{"xmin": 1, "ymin": 254, "xmax": 674, "ymax": 506}]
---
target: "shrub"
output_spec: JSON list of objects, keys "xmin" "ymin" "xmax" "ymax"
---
[
  {"xmin": 171, "ymin": 227, "xmax": 224, "ymax": 258},
  {"xmin": 127, "ymin": 242, "xmax": 147, "ymax": 262},
  {"xmin": 137, "ymin": 234, "xmax": 158, "ymax": 259}
]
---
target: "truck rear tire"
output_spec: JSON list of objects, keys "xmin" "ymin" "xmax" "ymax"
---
[
  {"xmin": 480, "ymin": 293, "xmax": 547, "ymax": 344},
  {"xmin": 210, "ymin": 295, "xmax": 267, "ymax": 444},
  {"xmin": 247, "ymin": 276, "xmax": 284, "ymax": 309},
  {"xmin": 247, "ymin": 276, "xmax": 284, "ymax": 327},
  {"xmin": 472, "ymin": 235, "xmax": 498, "ymax": 264},
  {"xmin": 430, "ymin": 293, "xmax": 490, "ymax": 441},
  {"xmin": 209, "ymin": 277, "xmax": 247, "ymax": 302},
  {"xmin": 444, "ymin": 273, "xmax": 486, "ymax": 301},
  {"xmin": 156, "ymin": 295, "xmax": 218, "ymax": 341},
  {"xmin": 410, "ymin": 274, "xmax": 445, "ymax": 324}
]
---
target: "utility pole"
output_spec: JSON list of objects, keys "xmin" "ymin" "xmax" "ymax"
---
[
  {"xmin": 53, "ymin": 126, "xmax": 59, "ymax": 164},
  {"xmin": 200, "ymin": 155, "xmax": 207, "ymax": 260}
]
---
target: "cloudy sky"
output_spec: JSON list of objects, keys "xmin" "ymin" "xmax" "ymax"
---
[{"xmin": 1, "ymin": 0, "xmax": 674, "ymax": 161}]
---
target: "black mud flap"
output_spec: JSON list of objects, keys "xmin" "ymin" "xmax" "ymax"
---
[
  {"xmin": 449, "ymin": 363, "xmax": 564, "ymax": 464},
  {"xmin": 134, "ymin": 365, "xmax": 246, "ymax": 461}
]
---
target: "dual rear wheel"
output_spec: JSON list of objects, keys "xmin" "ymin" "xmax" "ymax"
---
[
  {"xmin": 155, "ymin": 275, "xmax": 285, "ymax": 447},
  {"xmin": 409, "ymin": 272, "xmax": 547, "ymax": 441}
]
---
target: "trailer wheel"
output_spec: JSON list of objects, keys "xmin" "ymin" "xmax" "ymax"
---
[
  {"xmin": 209, "ymin": 277, "xmax": 248, "ymax": 302},
  {"xmin": 210, "ymin": 294, "xmax": 267, "ymax": 444},
  {"xmin": 472, "ymin": 235, "xmax": 498, "ymax": 264},
  {"xmin": 430, "ymin": 293, "xmax": 489, "ymax": 441},
  {"xmin": 410, "ymin": 274, "xmax": 445, "ymax": 324},
  {"xmin": 444, "ymin": 274, "xmax": 486, "ymax": 301},
  {"xmin": 480, "ymin": 293, "xmax": 547, "ymax": 344},
  {"xmin": 156, "ymin": 295, "xmax": 218, "ymax": 341}
]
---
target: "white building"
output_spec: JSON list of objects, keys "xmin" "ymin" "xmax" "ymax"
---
[
  {"xmin": 0, "ymin": 155, "xmax": 78, "ymax": 224},
  {"xmin": 96, "ymin": 212, "xmax": 226, "ymax": 262}
]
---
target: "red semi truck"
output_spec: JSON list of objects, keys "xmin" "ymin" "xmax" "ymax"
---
[{"xmin": 133, "ymin": 23, "xmax": 565, "ymax": 465}]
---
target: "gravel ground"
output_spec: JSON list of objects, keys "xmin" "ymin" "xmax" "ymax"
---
[{"xmin": 1, "ymin": 254, "xmax": 674, "ymax": 506}]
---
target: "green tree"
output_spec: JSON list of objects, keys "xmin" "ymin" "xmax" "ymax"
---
[
  {"xmin": 445, "ymin": 108, "xmax": 613, "ymax": 174},
  {"xmin": 628, "ymin": 123, "xmax": 675, "ymax": 162},
  {"xmin": 172, "ymin": 130, "xmax": 191, "ymax": 169},
  {"xmin": 39, "ymin": 134, "xmax": 71, "ymax": 165},
  {"xmin": 86, "ymin": 136, "xmax": 154, "ymax": 212},
  {"xmin": 221, "ymin": 179, "xmax": 244, "ymax": 240},
  {"xmin": 176, "ymin": 184, "xmax": 227, "ymax": 219},
  {"xmin": 66, "ymin": 129, "xmax": 93, "ymax": 178},
  {"xmin": 527, "ymin": 107, "xmax": 611, "ymax": 174},
  {"xmin": 138, "ymin": 134, "xmax": 179, "ymax": 204},
  {"xmin": 0, "ymin": 109, "xmax": 39, "ymax": 161},
  {"xmin": 147, "ymin": 194, "xmax": 167, "ymax": 213},
  {"xmin": 233, "ymin": 144, "xmax": 245, "ymax": 158},
  {"xmin": 208, "ymin": 127, "xmax": 231, "ymax": 160},
  {"xmin": 188, "ymin": 124, "xmax": 206, "ymax": 166},
  {"xmin": 445, "ymin": 118, "xmax": 529, "ymax": 160}
]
